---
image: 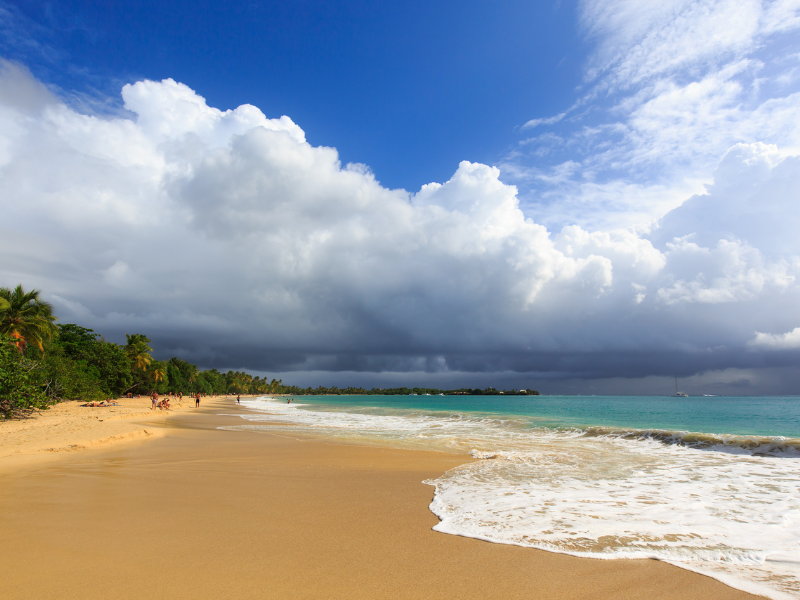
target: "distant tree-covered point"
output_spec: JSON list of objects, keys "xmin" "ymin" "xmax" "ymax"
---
[{"xmin": 280, "ymin": 386, "xmax": 540, "ymax": 396}]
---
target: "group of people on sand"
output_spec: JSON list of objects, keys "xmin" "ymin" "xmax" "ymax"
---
[
  {"xmin": 149, "ymin": 391, "xmax": 203, "ymax": 410},
  {"xmin": 150, "ymin": 392, "xmax": 170, "ymax": 410},
  {"xmin": 141, "ymin": 392, "xmax": 269, "ymax": 411},
  {"xmin": 80, "ymin": 400, "xmax": 119, "ymax": 408}
]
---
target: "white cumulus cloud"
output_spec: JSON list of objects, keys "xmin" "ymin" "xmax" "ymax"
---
[
  {"xmin": 1, "ymin": 59, "xmax": 800, "ymax": 390},
  {"xmin": 748, "ymin": 327, "xmax": 800, "ymax": 349}
]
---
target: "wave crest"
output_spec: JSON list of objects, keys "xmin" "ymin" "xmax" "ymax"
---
[{"xmin": 579, "ymin": 426, "xmax": 800, "ymax": 457}]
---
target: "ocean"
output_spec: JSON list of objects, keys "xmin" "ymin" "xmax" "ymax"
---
[{"xmin": 227, "ymin": 394, "xmax": 800, "ymax": 600}]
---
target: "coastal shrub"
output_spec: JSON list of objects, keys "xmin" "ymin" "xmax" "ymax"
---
[
  {"xmin": 52, "ymin": 324, "xmax": 132, "ymax": 396},
  {"xmin": 197, "ymin": 369, "xmax": 228, "ymax": 394},
  {"xmin": 25, "ymin": 325, "xmax": 134, "ymax": 401},
  {"xmin": 0, "ymin": 334, "xmax": 52, "ymax": 418},
  {"xmin": 35, "ymin": 345, "xmax": 106, "ymax": 401},
  {"xmin": 91, "ymin": 340, "xmax": 133, "ymax": 396}
]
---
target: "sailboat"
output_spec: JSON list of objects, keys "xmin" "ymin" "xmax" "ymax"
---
[{"xmin": 674, "ymin": 376, "xmax": 688, "ymax": 397}]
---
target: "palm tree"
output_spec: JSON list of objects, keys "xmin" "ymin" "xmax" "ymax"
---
[
  {"xmin": 125, "ymin": 334, "xmax": 153, "ymax": 371},
  {"xmin": 150, "ymin": 363, "xmax": 166, "ymax": 384},
  {"xmin": 0, "ymin": 285, "xmax": 58, "ymax": 354}
]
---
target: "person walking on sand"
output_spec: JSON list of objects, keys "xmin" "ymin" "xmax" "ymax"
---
[
  {"xmin": 195, "ymin": 393, "xmax": 200, "ymax": 408},
  {"xmin": 151, "ymin": 392, "xmax": 158, "ymax": 410}
]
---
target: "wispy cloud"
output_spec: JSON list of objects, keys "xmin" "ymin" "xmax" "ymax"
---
[
  {"xmin": 507, "ymin": 0, "xmax": 800, "ymax": 232},
  {"xmin": 521, "ymin": 111, "xmax": 567, "ymax": 130}
]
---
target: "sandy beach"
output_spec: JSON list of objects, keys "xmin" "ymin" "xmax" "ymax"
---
[
  {"xmin": 0, "ymin": 397, "xmax": 763, "ymax": 599},
  {"xmin": 0, "ymin": 395, "xmax": 232, "ymax": 473}
]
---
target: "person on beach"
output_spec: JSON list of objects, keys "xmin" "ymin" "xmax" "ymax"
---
[
  {"xmin": 195, "ymin": 393, "xmax": 200, "ymax": 408},
  {"xmin": 237, "ymin": 395, "xmax": 241, "ymax": 404},
  {"xmin": 151, "ymin": 392, "xmax": 158, "ymax": 410}
]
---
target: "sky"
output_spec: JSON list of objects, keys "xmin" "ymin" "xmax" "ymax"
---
[{"xmin": 2, "ymin": 0, "xmax": 800, "ymax": 394}]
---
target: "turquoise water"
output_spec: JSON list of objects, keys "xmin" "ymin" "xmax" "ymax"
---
[{"xmin": 286, "ymin": 394, "xmax": 800, "ymax": 438}]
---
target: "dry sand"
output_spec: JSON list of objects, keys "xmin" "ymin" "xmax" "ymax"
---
[
  {"xmin": 0, "ymin": 398, "xmax": 764, "ymax": 599},
  {"xmin": 0, "ymin": 395, "xmax": 234, "ymax": 472}
]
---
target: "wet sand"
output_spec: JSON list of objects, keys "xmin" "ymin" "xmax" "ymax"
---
[{"xmin": 0, "ymin": 399, "xmax": 763, "ymax": 599}]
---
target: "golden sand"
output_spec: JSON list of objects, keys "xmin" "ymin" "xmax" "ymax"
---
[
  {"xmin": 0, "ymin": 395, "xmax": 236, "ymax": 472},
  {"xmin": 0, "ymin": 398, "xmax": 764, "ymax": 599}
]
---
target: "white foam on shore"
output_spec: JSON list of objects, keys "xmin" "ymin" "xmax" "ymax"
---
[
  {"xmin": 429, "ymin": 445, "xmax": 800, "ymax": 600},
  {"xmin": 231, "ymin": 397, "xmax": 800, "ymax": 599}
]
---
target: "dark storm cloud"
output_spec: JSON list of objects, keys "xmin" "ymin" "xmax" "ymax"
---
[{"xmin": 2, "ymin": 64, "xmax": 800, "ymax": 393}]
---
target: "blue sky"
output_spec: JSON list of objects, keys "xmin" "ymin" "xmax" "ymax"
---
[
  {"xmin": 3, "ymin": 0, "xmax": 800, "ymax": 393},
  {"xmin": 3, "ymin": 0, "xmax": 586, "ymax": 190}
]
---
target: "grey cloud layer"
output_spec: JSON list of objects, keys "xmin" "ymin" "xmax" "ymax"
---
[{"xmin": 1, "ymin": 62, "xmax": 799, "ymax": 390}]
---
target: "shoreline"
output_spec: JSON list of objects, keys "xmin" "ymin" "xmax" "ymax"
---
[{"xmin": 0, "ymin": 398, "xmax": 765, "ymax": 599}]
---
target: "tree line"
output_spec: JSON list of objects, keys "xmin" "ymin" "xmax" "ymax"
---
[{"xmin": 0, "ymin": 285, "xmax": 284, "ymax": 418}]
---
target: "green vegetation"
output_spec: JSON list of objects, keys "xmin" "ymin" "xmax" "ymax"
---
[
  {"xmin": 0, "ymin": 285, "xmax": 57, "ymax": 355},
  {"xmin": 0, "ymin": 283, "xmax": 538, "ymax": 418},
  {"xmin": 0, "ymin": 332, "xmax": 52, "ymax": 418},
  {"xmin": 0, "ymin": 284, "xmax": 287, "ymax": 418}
]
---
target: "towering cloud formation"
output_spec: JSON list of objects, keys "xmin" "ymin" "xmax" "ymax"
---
[{"xmin": 0, "ymin": 60, "xmax": 799, "ymax": 391}]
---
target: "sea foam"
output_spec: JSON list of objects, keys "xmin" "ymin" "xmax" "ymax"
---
[{"xmin": 229, "ymin": 397, "xmax": 800, "ymax": 600}]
